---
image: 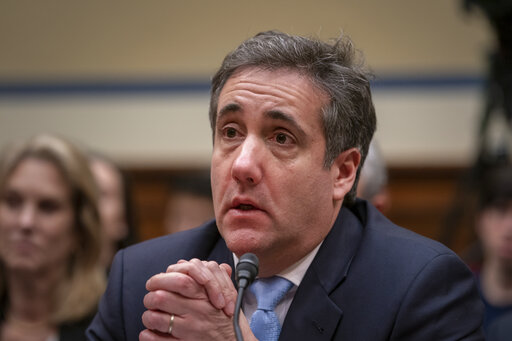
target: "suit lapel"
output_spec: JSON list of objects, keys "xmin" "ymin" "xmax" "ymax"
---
[
  {"xmin": 206, "ymin": 229, "xmax": 236, "ymax": 283},
  {"xmin": 279, "ymin": 205, "xmax": 365, "ymax": 340},
  {"xmin": 207, "ymin": 233, "xmax": 232, "ymax": 263}
]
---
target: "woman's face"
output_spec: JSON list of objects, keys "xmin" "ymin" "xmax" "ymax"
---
[{"xmin": 0, "ymin": 157, "xmax": 76, "ymax": 273}]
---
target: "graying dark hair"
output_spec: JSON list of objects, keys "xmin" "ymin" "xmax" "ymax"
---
[{"xmin": 209, "ymin": 30, "xmax": 376, "ymax": 205}]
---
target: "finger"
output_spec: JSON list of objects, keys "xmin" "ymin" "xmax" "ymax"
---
[
  {"xmin": 144, "ymin": 285, "xmax": 214, "ymax": 317},
  {"xmin": 220, "ymin": 263, "xmax": 233, "ymax": 277},
  {"xmin": 203, "ymin": 261, "xmax": 237, "ymax": 316},
  {"xmin": 142, "ymin": 310, "xmax": 178, "ymax": 335},
  {"xmin": 139, "ymin": 328, "xmax": 175, "ymax": 341},
  {"xmin": 142, "ymin": 297, "xmax": 233, "ymax": 340},
  {"xmin": 190, "ymin": 259, "xmax": 228, "ymax": 310},
  {"xmin": 166, "ymin": 259, "xmax": 227, "ymax": 309},
  {"xmin": 146, "ymin": 272, "xmax": 207, "ymax": 300},
  {"xmin": 166, "ymin": 259, "xmax": 210, "ymax": 284},
  {"xmin": 144, "ymin": 290, "xmax": 175, "ymax": 313},
  {"xmin": 144, "ymin": 289, "xmax": 198, "ymax": 316}
]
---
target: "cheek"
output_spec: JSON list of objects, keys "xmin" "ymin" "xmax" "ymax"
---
[
  {"xmin": 0, "ymin": 208, "xmax": 9, "ymax": 253},
  {"xmin": 211, "ymin": 158, "xmax": 228, "ymax": 199},
  {"xmin": 277, "ymin": 170, "xmax": 333, "ymax": 221},
  {"xmin": 0, "ymin": 205, "xmax": 15, "ymax": 226},
  {"xmin": 478, "ymin": 215, "xmax": 504, "ymax": 246},
  {"xmin": 43, "ymin": 213, "xmax": 77, "ymax": 258},
  {"xmin": 0, "ymin": 206, "xmax": 16, "ymax": 242},
  {"xmin": 0, "ymin": 206, "xmax": 8, "ymax": 230}
]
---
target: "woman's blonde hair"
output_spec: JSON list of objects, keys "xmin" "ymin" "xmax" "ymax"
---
[{"xmin": 0, "ymin": 134, "xmax": 106, "ymax": 323}]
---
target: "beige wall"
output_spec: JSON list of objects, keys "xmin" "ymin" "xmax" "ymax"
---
[
  {"xmin": 0, "ymin": 0, "xmax": 495, "ymax": 167},
  {"xmin": 0, "ymin": 0, "xmax": 491, "ymax": 78}
]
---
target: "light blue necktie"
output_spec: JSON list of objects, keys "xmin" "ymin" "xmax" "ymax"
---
[{"xmin": 249, "ymin": 276, "xmax": 293, "ymax": 341}]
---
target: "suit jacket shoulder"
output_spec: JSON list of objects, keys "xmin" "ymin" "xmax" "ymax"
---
[{"xmin": 281, "ymin": 200, "xmax": 484, "ymax": 341}]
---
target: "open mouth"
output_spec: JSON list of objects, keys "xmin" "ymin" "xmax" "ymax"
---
[{"xmin": 237, "ymin": 204, "xmax": 255, "ymax": 211}]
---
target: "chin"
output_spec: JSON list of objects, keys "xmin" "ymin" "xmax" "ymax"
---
[
  {"xmin": 6, "ymin": 259, "xmax": 39, "ymax": 272},
  {"xmin": 225, "ymin": 232, "xmax": 265, "ymax": 257}
]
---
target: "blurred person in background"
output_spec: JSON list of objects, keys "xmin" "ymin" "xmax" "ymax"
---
[
  {"xmin": 164, "ymin": 170, "xmax": 214, "ymax": 235},
  {"xmin": 0, "ymin": 134, "xmax": 106, "ymax": 341},
  {"xmin": 472, "ymin": 163, "xmax": 512, "ymax": 335},
  {"xmin": 356, "ymin": 139, "xmax": 391, "ymax": 213},
  {"xmin": 89, "ymin": 153, "xmax": 137, "ymax": 270}
]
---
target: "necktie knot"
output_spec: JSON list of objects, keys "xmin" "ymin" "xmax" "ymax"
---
[
  {"xmin": 249, "ymin": 276, "xmax": 293, "ymax": 341},
  {"xmin": 250, "ymin": 276, "xmax": 293, "ymax": 311}
]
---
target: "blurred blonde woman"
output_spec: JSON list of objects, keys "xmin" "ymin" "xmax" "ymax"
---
[{"xmin": 0, "ymin": 134, "xmax": 106, "ymax": 341}]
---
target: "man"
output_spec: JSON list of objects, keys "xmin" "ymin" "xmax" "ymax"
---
[{"xmin": 87, "ymin": 31, "xmax": 484, "ymax": 340}]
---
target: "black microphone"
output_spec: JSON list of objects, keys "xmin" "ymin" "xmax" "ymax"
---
[{"xmin": 234, "ymin": 253, "xmax": 259, "ymax": 341}]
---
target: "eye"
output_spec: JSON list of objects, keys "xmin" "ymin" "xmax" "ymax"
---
[
  {"xmin": 275, "ymin": 133, "xmax": 288, "ymax": 144},
  {"xmin": 272, "ymin": 131, "xmax": 295, "ymax": 146},
  {"xmin": 220, "ymin": 125, "xmax": 242, "ymax": 141},
  {"xmin": 2, "ymin": 191, "xmax": 23, "ymax": 210},
  {"xmin": 38, "ymin": 199, "xmax": 61, "ymax": 214},
  {"xmin": 225, "ymin": 127, "xmax": 237, "ymax": 138}
]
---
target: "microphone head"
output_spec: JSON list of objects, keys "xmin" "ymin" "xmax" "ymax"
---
[{"xmin": 235, "ymin": 253, "xmax": 259, "ymax": 287}]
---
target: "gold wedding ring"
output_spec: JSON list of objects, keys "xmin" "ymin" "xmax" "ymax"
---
[{"xmin": 168, "ymin": 314, "xmax": 175, "ymax": 335}]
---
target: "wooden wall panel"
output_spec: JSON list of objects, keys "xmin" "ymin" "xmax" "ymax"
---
[{"xmin": 386, "ymin": 166, "xmax": 477, "ymax": 255}]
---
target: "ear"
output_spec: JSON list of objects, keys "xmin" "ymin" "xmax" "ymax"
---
[{"xmin": 331, "ymin": 148, "xmax": 361, "ymax": 201}]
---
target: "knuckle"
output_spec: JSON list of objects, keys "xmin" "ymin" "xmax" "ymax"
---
[
  {"xmin": 139, "ymin": 329, "xmax": 159, "ymax": 341},
  {"xmin": 180, "ymin": 276, "xmax": 196, "ymax": 292},
  {"xmin": 145, "ymin": 290, "xmax": 171, "ymax": 311},
  {"xmin": 141, "ymin": 311, "xmax": 157, "ymax": 330},
  {"xmin": 174, "ymin": 273, "xmax": 198, "ymax": 292},
  {"xmin": 205, "ymin": 261, "xmax": 220, "ymax": 270},
  {"xmin": 143, "ymin": 293, "xmax": 153, "ymax": 308},
  {"xmin": 190, "ymin": 258, "xmax": 202, "ymax": 265}
]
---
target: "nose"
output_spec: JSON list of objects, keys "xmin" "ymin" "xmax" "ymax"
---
[
  {"xmin": 18, "ymin": 204, "xmax": 36, "ymax": 230},
  {"xmin": 231, "ymin": 136, "xmax": 263, "ymax": 186}
]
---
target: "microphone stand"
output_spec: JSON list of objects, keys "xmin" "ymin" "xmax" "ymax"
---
[
  {"xmin": 234, "ymin": 284, "xmax": 247, "ymax": 341},
  {"xmin": 233, "ymin": 253, "xmax": 259, "ymax": 341}
]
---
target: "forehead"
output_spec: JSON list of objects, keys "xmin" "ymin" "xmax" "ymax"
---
[
  {"xmin": 6, "ymin": 157, "xmax": 70, "ymax": 198},
  {"xmin": 218, "ymin": 67, "xmax": 328, "ymax": 119}
]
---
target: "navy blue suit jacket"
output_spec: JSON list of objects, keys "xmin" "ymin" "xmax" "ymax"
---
[{"xmin": 87, "ymin": 200, "xmax": 484, "ymax": 340}]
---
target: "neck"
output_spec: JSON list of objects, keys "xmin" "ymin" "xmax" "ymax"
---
[{"xmin": 5, "ymin": 263, "xmax": 67, "ymax": 322}]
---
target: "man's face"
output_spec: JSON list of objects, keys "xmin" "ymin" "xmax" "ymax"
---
[{"xmin": 211, "ymin": 67, "xmax": 347, "ymax": 275}]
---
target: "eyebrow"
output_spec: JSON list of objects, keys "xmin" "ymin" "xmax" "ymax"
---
[
  {"xmin": 266, "ymin": 110, "xmax": 307, "ymax": 138},
  {"xmin": 217, "ymin": 103, "xmax": 242, "ymax": 121},
  {"xmin": 216, "ymin": 103, "xmax": 307, "ymax": 138}
]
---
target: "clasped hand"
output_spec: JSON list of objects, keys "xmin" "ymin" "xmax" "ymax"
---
[{"xmin": 140, "ymin": 259, "xmax": 255, "ymax": 340}]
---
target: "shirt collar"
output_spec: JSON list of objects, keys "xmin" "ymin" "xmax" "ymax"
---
[{"xmin": 232, "ymin": 242, "xmax": 323, "ymax": 287}]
